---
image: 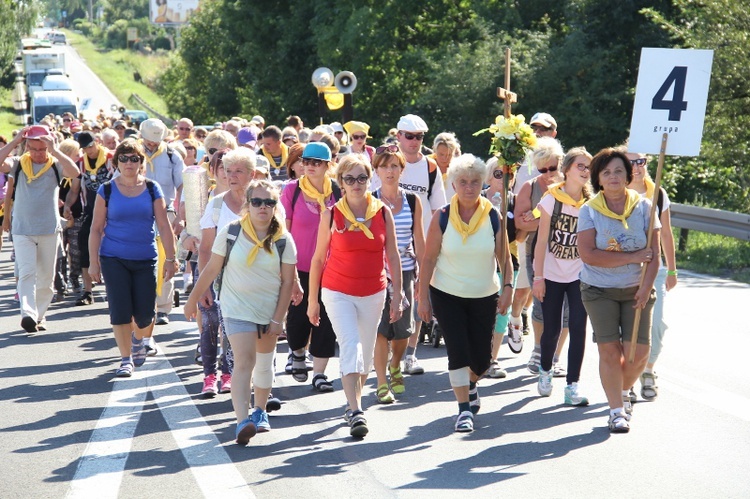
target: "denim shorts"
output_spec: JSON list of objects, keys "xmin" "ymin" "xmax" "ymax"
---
[{"xmin": 223, "ymin": 316, "xmax": 265, "ymax": 336}]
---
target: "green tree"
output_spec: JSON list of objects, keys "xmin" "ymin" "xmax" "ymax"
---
[{"xmin": 0, "ymin": 0, "xmax": 40, "ymax": 84}]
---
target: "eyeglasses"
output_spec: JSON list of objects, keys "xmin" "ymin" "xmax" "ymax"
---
[
  {"xmin": 375, "ymin": 144, "xmax": 399, "ymax": 155},
  {"xmin": 351, "ymin": 134, "xmax": 366, "ymax": 140},
  {"xmin": 302, "ymin": 158, "xmax": 326, "ymax": 167},
  {"xmin": 401, "ymin": 132, "xmax": 424, "ymax": 141},
  {"xmin": 185, "ymin": 146, "xmax": 196, "ymax": 151},
  {"xmin": 531, "ymin": 124, "xmax": 552, "ymax": 132},
  {"xmin": 574, "ymin": 163, "xmax": 590, "ymax": 172},
  {"xmin": 342, "ymin": 174, "xmax": 369, "ymax": 185},
  {"xmin": 208, "ymin": 148, "xmax": 218, "ymax": 155},
  {"xmin": 27, "ymin": 146, "xmax": 47, "ymax": 153},
  {"xmin": 629, "ymin": 158, "xmax": 647, "ymax": 167},
  {"xmin": 118, "ymin": 154, "xmax": 142, "ymax": 163},
  {"xmin": 178, "ymin": 126, "xmax": 192, "ymax": 131},
  {"xmin": 249, "ymin": 198, "xmax": 278, "ymax": 208},
  {"xmin": 538, "ymin": 165, "xmax": 559, "ymax": 174}
]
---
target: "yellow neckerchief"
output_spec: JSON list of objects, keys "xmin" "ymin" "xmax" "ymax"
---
[
  {"xmin": 19, "ymin": 153, "xmax": 55, "ymax": 184},
  {"xmin": 83, "ymin": 146, "xmax": 108, "ymax": 175},
  {"xmin": 449, "ymin": 194, "xmax": 493, "ymax": 244},
  {"xmin": 142, "ymin": 141, "xmax": 165, "ymax": 172},
  {"xmin": 61, "ymin": 177, "xmax": 72, "ymax": 189},
  {"xmin": 335, "ymin": 191, "xmax": 385, "ymax": 239},
  {"xmin": 299, "ymin": 175, "xmax": 332, "ymax": 211},
  {"xmin": 547, "ymin": 182, "xmax": 586, "ymax": 208},
  {"xmin": 587, "ymin": 189, "xmax": 641, "ymax": 230},
  {"xmin": 262, "ymin": 143, "xmax": 289, "ymax": 171},
  {"xmin": 239, "ymin": 214, "xmax": 285, "ymax": 266},
  {"xmin": 644, "ymin": 177, "xmax": 655, "ymax": 200}
]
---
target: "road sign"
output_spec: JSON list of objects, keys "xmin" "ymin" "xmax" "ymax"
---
[
  {"xmin": 127, "ymin": 28, "xmax": 138, "ymax": 41},
  {"xmin": 628, "ymin": 48, "xmax": 713, "ymax": 157}
]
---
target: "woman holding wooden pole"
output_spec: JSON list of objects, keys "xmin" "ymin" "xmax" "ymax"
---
[{"xmin": 577, "ymin": 148, "xmax": 661, "ymax": 433}]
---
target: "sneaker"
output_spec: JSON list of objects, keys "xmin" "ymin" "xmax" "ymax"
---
[
  {"xmin": 250, "ymin": 408, "xmax": 271, "ymax": 433},
  {"xmin": 155, "ymin": 312, "xmax": 169, "ymax": 325},
  {"xmin": 403, "ymin": 355, "xmax": 424, "ymax": 375},
  {"xmin": 21, "ymin": 316, "xmax": 38, "ymax": 333},
  {"xmin": 527, "ymin": 351, "xmax": 541, "ymax": 374},
  {"xmin": 219, "ymin": 373, "xmax": 232, "ymax": 393},
  {"xmin": 76, "ymin": 291, "xmax": 94, "ymax": 306},
  {"xmin": 640, "ymin": 372, "xmax": 659, "ymax": 400},
  {"xmin": 36, "ymin": 318, "xmax": 47, "ymax": 331},
  {"xmin": 608, "ymin": 411, "xmax": 630, "ymax": 433},
  {"xmin": 455, "ymin": 410, "xmax": 474, "ymax": 433},
  {"xmin": 507, "ymin": 322, "xmax": 524, "ymax": 354},
  {"xmin": 235, "ymin": 417, "xmax": 256, "ymax": 445},
  {"xmin": 564, "ymin": 382, "xmax": 589, "ymax": 406},
  {"xmin": 552, "ymin": 363, "xmax": 567, "ymax": 378},
  {"xmin": 521, "ymin": 310, "xmax": 530, "ymax": 335},
  {"xmin": 266, "ymin": 394, "xmax": 282, "ymax": 413},
  {"xmin": 201, "ymin": 374, "xmax": 218, "ymax": 398},
  {"xmin": 487, "ymin": 361, "xmax": 507, "ymax": 379},
  {"xmin": 145, "ymin": 337, "xmax": 158, "ymax": 356},
  {"xmin": 537, "ymin": 367, "xmax": 553, "ymax": 397}
]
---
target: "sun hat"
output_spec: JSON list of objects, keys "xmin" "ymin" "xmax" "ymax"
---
[{"xmin": 139, "ymin": 118, "xmax": 167, "ymax": 142}]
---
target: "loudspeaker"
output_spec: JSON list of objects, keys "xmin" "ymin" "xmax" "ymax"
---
[
  {"xmin": 311, "ymin": 67, "xmax": 334, "ymax": 89},
  {"xmin": 334, "ymin": 71, "xmax": 357, "ymax": 94}
]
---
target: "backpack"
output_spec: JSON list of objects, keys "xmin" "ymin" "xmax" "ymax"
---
[
  {"xmin": 102, "ymin": 179, "xmax": 156, "ymax": 207},
  {"xmin": 425, "ymin": 156, "xmax": 439, "ymax": 200},
  {"xmin": 11, "ymin": 160, "xmax": 61, "ymax": 201},
  {"xmin": 438, "ymin": 203, "xmax": 500, "ymax": 241},
  {"xmin": 289, "ymin": 179, "xmax": 342, "ymax": 230},
  {"xmin": 372, "ymin": 189, "xmax": 417, "ymax": 234},
  {"xmin": 214, "ymin": 220, "xmax": 287, "ymax": 300}
]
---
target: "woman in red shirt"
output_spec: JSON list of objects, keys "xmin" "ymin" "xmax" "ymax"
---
[{"xmin": 308, "ymin": 155, "xmax": 402, "ymax": 438}]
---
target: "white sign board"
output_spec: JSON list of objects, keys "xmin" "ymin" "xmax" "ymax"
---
[
  {"xmin": 150, "ymin": 0, "xmax": 201, "ymax": 25},
  {"xmin": 628, "ymin": 48, "xmax": 713, "ymax": 157}
]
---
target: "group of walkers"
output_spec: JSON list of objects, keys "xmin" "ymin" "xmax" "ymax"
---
[{"xmin": 0, "ymin": 109, "xmax": 677, "ymax": 444}]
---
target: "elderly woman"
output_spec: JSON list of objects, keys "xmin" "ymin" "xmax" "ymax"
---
[
  {"xmin": 88, "ymin": 139, "xmax": 177, "ymax": 377},
  {"xmin": 418, "ymin": 154, "xmax": 513, "ymax": 433},
  {"xmin": 431, "ymin": 132, "xmax": 461, "ymax": 200},
  {"xmin": 308, "ymin": 155, "xmax": 402, "ymax": 438},
  {"xmin": 625, "ymin": 147, "xmax": 677, "ymax": 401},
  {"xmin": 578, "ymin": 148, "xmax": 661, "ymax": 433},
  {"xmin": 532, "ymin": 147, "xmax": 593, "ymax": 406}
]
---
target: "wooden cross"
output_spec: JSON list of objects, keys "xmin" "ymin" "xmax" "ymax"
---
[{"xmin": 497, "ymin": 48, "xmax": 517, "ymax": 119}]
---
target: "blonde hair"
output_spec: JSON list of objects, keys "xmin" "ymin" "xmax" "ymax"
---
[
  {"xmin": 531, "ymin": 136, "xmax": 564, "ymax": 170},
  {"xmin": 58, "ymin": 138, "xmax": 80, "ymax": 159},
  {"xmin": 243, "ymin": 179, "xmax": 283, "ymax": 253},
  {"xmin": 335, "ymin": 154, "xmax": 372, "ymax": 186},
  {"xmin": 204, "ymin": 129, "xmax": 237, "ymax": 152}
]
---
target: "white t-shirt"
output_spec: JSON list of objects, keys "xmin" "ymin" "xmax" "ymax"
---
[
  {"xmin": 212, "ymin": 225, "xmax": 297, "ymax": 323},
  {"xmin": 513, "ymin": 158, "xmax": 540, "ymax": 196},
  {"xmin": 537, "ymin": 194, "xmax": 583, "ymax": 283},
  {"xmin": 199, "ymin": 194, "xmax": 240, "ymax": 232}
]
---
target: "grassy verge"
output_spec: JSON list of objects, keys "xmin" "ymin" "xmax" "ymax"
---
[
  {"xmin": 0, "ymin": 88, "xmax": 25, "ymax": 137},
  {"xmin": 675, "ymin": 229, "xmax": 750, "ymax": 283},
  {"xmin": 64, "ymin": 29, "xmax": 171, "ymax": 118}
]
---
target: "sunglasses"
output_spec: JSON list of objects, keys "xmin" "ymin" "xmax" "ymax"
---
[
  {"xmin": 351, "ymin": 134, "xmax": 366, "ymax": 140},
  {"xmin": 531, "ymin": 124, "xmax": 552, "ymax": 132},
  {"xmin": 401, "ymin": 132, "xmax": 424, "ymax": 141},
  {"xmin": 375, "ymin": 144, "xmax": 399, "ymax": 155},
  {"xmin": 492, "ymin": 169, "xmax": 506, "ymax": 179},
  {"xmin": 342, "ymin": 174, "xmax": 369, "ymax": 186},
  {"xmin": 63, "ymin": 118, "xmax": 71, "ymax": 123},
  {"xmin": 249, "ymin": 198, "xmax": 278, "ymax": 208},
  {"xmin": 185, "ymin": 146, "xmax": 196, "ymax": 151},
  {"xmin": 302, "ymin": 158, "xmax": 326, "ymax": 167},
  {"xmin": 178, "ymin": 127, "xmax": 192, "ymax": 131},
  {"xmin": 538, "ymin": 165, "xmax": 559, "ymax": 174},
  {"xmin": 195, "ymin": 133, "xmax": 206, "ymax": 138},
  {"xmin": 208, "ymin": 148, "xmax": 218, "ymax": 155},
  {"xmin": 115, "ymin": 126, "xmax": 125, "ymax": 130},
  {"xmin": 118, "ymin": 154, "xmax": 142, "ymax": 163},
  {"xmin": 629, "ymin": 158, "xmax": 647, "ymax": 167}
]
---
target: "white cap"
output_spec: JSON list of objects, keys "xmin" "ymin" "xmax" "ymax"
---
[
  {"xmin": 250, "ymin": 115, "xmax": 265, "ymax": 126},
  {"xmin": 397, "ymin": 114, "xmax": 428, "ymax": 133},
  {"xmin": 139, "ymin": 118, "xmax": 167, "ymax": 142},
  {"xmin": 530, "ymin": 112, "xmax": 557, "ymax": 129},
  {"xmin": 330, "ymin": 122, "xmax": 344, "ymax": 133}
]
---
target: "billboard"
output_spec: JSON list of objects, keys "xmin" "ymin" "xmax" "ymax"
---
[{"xmin": 150, "ymin": 0, "xmax": 201, "ymax": 25}]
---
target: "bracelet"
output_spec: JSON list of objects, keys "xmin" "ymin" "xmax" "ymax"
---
[
  {"xmin": 667, "ymin": 270, "xmax": 678, "ymax": 276},
  {"xmin": 533, "ymin": 276, "xmax": 544, "ymax": 281},
  {"xmin": 270, "ymin": 319, "xmax": 281, "ymax": 325}
]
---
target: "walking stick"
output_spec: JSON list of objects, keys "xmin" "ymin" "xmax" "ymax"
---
[
  {"xmin": 500, "ymin": 48, "xmax": 511, "ymax": 275},
  {"xmin": 627, "ymin": 133, "xmax": 667, "ymax": 363}
]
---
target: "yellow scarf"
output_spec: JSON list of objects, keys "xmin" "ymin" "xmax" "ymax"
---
[
  {"xmin": 644, "ymin": 177, "xmax": 655, "ymax": 200},
  {"xmin": 83, "ymin": 146, "xmax": 108, "ymax": 175},
  {"xmin": 548, "ymin": 182, "xmax": 586, "ymax": 209},
  {"xmin": 61, "ymin": 177, "xmax": 72, "ymax": 189},
  {"xmin": 142, "ymin": 142, "xmax": 165, "ymax": 172},
  {"xmin": 298, "ymin": 175, "xmax": 333, "ymax": 211},
  {"xmin": 19, "ymin": 153, "xmax": 55, "ymax": 184},
  {"xmin": 449, "ymin": 195, "xmax": 493, "ymax": 244},
  {"xmin": 239, "ymin": 214, "xmax": 285, "ymax": 266},
  {"xmin": 336, "ymin": 192, "xmax": 385, "ymax": 239},
  {"xmin": 262, "ymin": 143, "xmax": 289, "ymax": 172},
  {"xmin": 587, "ymin": 189, "xmax": 641, "ymax": 229}
]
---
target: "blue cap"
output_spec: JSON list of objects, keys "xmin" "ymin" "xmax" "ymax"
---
[{"xmin": 302, "ymin": 142, "xmax": 331, "ymax": 161}]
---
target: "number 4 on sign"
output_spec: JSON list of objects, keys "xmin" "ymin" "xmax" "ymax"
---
[{"xmin": 651, "ymin": 66, "xmax": 688, "ymax": 121}]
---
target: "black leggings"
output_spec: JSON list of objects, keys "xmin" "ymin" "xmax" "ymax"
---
[
  {"xmin": 430, "ymin": 286, "xmax": 496, "ymax": 376},
  {"xmin": 286, "ymin": 271, "xmax": 337, "ymax": 358},
  {"xmin": 540, "ymin": 279, "xmax": 587, "ymax": 384}
]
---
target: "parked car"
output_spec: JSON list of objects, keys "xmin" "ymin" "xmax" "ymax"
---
[
  {"xmin": 51, "ymin": 32, "xmax": 67, "ymax": 45},
  {"xmin": 122, "ymin": 109, "xmax": 149, "ymax": 127}
]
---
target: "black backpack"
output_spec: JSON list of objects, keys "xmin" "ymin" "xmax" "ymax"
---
[
  {"xmin": 11, "ymin": 161, "xmax": 61, "ymax": 201},
  {"xmin": 102, "ymin": 179, "xmax": 156, "ymax": 207},
  {"xmin": 289, "ymin": 179, "xmax": 342, "ymax": 230},
  {"xmin": 438, "ymin": 203, "xmax": 500, "ymax": 240}
]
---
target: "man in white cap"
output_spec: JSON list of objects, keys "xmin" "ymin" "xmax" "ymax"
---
[
  {"xmin": 330, "ymin": 122, "xmax": 347, "ymax": 146},
  {"xmin": 0, "ymin": 126, "xmax": 79, "ymax": 332},
  {"xmin": 139, "ymin": 118, "xmax": 185, "ymax": 329}
]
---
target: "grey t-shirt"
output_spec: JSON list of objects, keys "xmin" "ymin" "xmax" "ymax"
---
[
  {"xmin": 143, "ymin": 145, "xmax": 184, "ymax": 209},
  {"xmin": 10, "ymin": 158, "xmax": 62, "ymax": 235},
  {"xmin": 578, "ymin": 198, "xmax": 661, "ymax": 288}
]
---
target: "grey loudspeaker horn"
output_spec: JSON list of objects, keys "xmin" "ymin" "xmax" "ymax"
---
[{"xmin": 334, "ymin": 71, "xmax": 357, "ymax": 94}]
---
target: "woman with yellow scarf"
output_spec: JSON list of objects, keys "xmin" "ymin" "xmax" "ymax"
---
[
  {"xmin": 418, "ymin": 154, "xmax": 514, "ymax": 434},
  {"xmin": 185, "ymin": 180, "xmax": 297, "ymax": 445},
  {"xmin": 532, "ymin": 147, "xmax": 593, "ymax": 407},
  {"xmin": 307, "ymin": 155, "xmax": 402, "ymax": 439},
  {"xmin": 578, "ymin": 148, "xmax": 661, "ymax": 434}
]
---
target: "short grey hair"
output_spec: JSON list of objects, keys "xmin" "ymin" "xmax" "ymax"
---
[
  {"xmin": 101, "ymin": 128, "xmax": 118, "ymax": 141},
  {"xmin": 432, "ymin": 132, "xmax": 461, "ymax": 154},
  {"xmin": 447, "ymin": 153, "xmax": 488, "ymax": 187},
  {"xmin": 531, "ymin": 136, "xmax": 564, "ymax": 170},
  {"xmin": 222, "ymin": 147, "xmax": 256, "ymax": 174}
]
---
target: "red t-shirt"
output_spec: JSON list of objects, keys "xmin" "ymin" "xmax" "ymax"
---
[{"xmin": 322, "ymin": 206, "xmax": 387, "ymax": 297}]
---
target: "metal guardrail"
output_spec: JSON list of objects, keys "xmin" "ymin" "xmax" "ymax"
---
[
  {"xmin": 670, "ymin": 203, "xmax": 750, "ymax": 242},
  {"xmin": 130, "ymin": 92, "xmax": 174, "ymax": 126}
]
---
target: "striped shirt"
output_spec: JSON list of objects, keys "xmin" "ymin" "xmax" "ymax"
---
[{"xmin": 378, "ymin": 189, "xmax": 416, "ymax": 271}]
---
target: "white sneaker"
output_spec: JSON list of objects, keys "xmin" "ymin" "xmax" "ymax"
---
[
  {"xmin": 487, "ymin": 361, "xmax": 507, "ymax": 379},
  {"xmin": 537, "ymin": 367, "xmax": 553, "ymax": 397},
  {"xmin": 403, "ymin": 355, "xmax": 424, "ymax": 375},
  {"xmin": 564, "ymin": 382, "xmax": 589, "ymax": 406},
  {"xmin": 507, "ymin": 322, "xmax": 524, "ymax": 354}
]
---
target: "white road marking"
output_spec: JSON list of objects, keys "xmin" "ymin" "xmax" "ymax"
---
[{"xmin": 68, "ymin": 354, "xmax": 255, "ymax": 498}]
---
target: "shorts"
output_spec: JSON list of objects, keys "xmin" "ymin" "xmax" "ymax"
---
[
  {"xmin": 377, "ymin": 270, "xmax": 415, "ymax": 341},
  {"xmin": 516, "ymin": 240, "xmax": 530, "ymax": 289},
  {"xmin": 100, "ymin": 256, "xmax": 156, "ymax": 328},
  {"xmin": 580, "ymin": 283, "xmax": 655, "ymax": 345},
  {"xmin": 223, "ymin": 316, "xmax": 264, "ymax": 336}
]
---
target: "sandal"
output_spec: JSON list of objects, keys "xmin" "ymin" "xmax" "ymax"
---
[
  {"xmin": 291, "ymin": 353, "xmax": 308, "ymax": 382},
  {"xmin": 389, "ymin": 365, "xmax": 405, "ymax": 395},
  {"xmin": 115, "ymin": 362, "xmax": 134, "ymax": 378},
  {"xmin": 131, "ymin": 333, "xmax": 147, "ymax": 367},
  {"xmin": 312, "ymin": 373, "xmax": 334, "ymax": 393},
  {"xmin": 376, "ymin": 383, "xmax": 395, "ymax": 404},
  {"xmin": 640, "ymin": 372, "xmax": 659, "ymax": 400},
  {"xmin": 349, "ymin": 410, "xmax": 368, "ymax": 438}
]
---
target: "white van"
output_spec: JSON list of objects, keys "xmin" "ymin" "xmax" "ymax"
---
[
  {"xmin": 41, "ymin": 74, "xmax": 73, "ymax": 92},
  {"xmin": 30, "ymin": 90, "xmax": 78, "ymax": 124}
]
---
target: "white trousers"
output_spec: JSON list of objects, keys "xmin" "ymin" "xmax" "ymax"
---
[
  {"xmin": 322, "ymin": 288, "xmax": 386, "ymax": 376},
  {"xmin": 15, "ymin": 232, "xmax": 60, "ymax": 321}
]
